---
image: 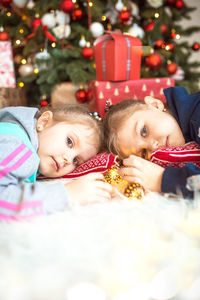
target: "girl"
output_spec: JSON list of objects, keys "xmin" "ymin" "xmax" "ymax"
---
[
  {"xmin": 0, "ymin": 103, "xmax": 112, "ymax": 220},
  {"xmin": 104, "ymin": 86, "xmax": 200, "ymax": 199}
]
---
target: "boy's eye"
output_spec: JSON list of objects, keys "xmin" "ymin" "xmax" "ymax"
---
[
  {"xmin": 73, "ymin": 157, "xmax": 79, "ymax": 166},
  {"xmin": 141, "ymin": 148, "xmax": 147, "ymax": 159},
  {"xmin": 67, "ymin": 137, "xmax": 73, "ymax": 147},
  {"xmin": 141, "ymin": 126, "xmax": 147, "ymax": 137}
]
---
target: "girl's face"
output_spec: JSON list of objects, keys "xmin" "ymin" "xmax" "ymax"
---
[
  {"xmin": 117, "ymin": 106, "xmax": 185, "ymax": 159},
  {"xmin": 37, "ymin": 112, "xmax": 98, "ymax": 177}
]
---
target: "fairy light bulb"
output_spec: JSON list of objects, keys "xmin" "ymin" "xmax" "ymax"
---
[
  {"xmin": 16, "ymin": 39, "xmax": 21, "ymax": 45},
  {"xmin": 7, "ymin": 11, "xmax": 12, "ymax": 17},
  {"xmin": 34, "ymin": 68, "xmax": 39, "ymax": 74},
  {"xmin": 21, "ymin": 58, "xmax": 27, "ymax": 64},
  {"xmin": 88, "ymin": 1, "xmax": 93, "ymax": 7},
  {"xmin": 154, "ymin": 12, "xmax": 159, "ymax": 18},
  {"xmin": 18, "ymin": 82, "xmax": 24, "ymax": 87},
  {"xmin": 51, "ymin": 42, "xmax": 56, "ymax": 47},
  {"xmin": 79, "ymin": 35, "xmax": 86, "ymax": 47}
]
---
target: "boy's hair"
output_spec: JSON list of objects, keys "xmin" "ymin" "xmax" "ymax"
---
[
  {"xmin": 103, "ymin": 99, "xmax": 147, "ymax": 156},
  {"xmin": 38, "ymin": 103, "xmax": 104, "ymax": 153}
]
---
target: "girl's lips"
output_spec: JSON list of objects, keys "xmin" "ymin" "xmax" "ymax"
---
[{"xmin": 52, "ymin": 157, "xmax": 59, "ymax": 172}]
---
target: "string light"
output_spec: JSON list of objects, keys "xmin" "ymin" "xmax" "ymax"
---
[
  {"xmin": 72, "ymin": 0, "xmax": 76, "ymax": 3},
  {"xmin": 89, "ymin": 1, "xmax": 93, "ymax": 7},
  {"xmin": 16, "ymin": 40, "xmax": 21, "ymax": 45},
  {"xmin": 7, "ymin": 12, "xmax": 11, "ymax": 17},
  {"xmin": 22, "ymin": 15, "xmax": 27, "ymax": 21},
  {"xmin": 102, "ymin": 16, "xmax": 106, "ymax": 21},
  {"xmin": 154, "ymin": 12, "xmax": 159, "ymax": 18},
  {"xmin": 176, "ymin": 34, "xmax": 181, "ymax": 39},
  {"xmin": 18, "ymin": 82, "xmax": 24, "ymax": 87},
  {"xmin": 34, "ymin": 68, "xmax": 39, "ymax": 74},
  {"xmin": 35, "ymin": 13, "xmax": 40, "ymax": 18},
  {"xmin": 19, "ymin": 29, "xmax": 24, "ymax": 34},
  {"xmin": 21, "ymin": 58, "xmax": 27, "ymax": 64},
  {"xmin": 51, "ymin": 42, "xmax": 56, "ymax": 47}
]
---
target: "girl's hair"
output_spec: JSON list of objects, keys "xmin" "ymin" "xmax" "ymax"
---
[
  {"xmin": 103, "ymin": 99, "xmax": 147, "ymax": 156},
  {"xmin": 37, "ymin": 103, "xmax": 104, "ymax": 153}
]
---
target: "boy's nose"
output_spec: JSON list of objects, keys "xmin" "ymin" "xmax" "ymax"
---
[
  {"xmin": 63, "ymin": 153, "xmax": 73, "ymax": 165},
  {"xmin": 150, "ymin": 140, "xmax": 159, "ymax": 150}
]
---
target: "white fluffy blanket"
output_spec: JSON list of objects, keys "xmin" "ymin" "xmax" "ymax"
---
[{"xmin": 0, "ymin": 185, "xmax": 200, "ymax": 300}]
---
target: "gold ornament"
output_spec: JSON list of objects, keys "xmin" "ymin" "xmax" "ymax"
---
[{"xmin": 104, "ymin": 165, "xmax": 144, "ymax": 200}]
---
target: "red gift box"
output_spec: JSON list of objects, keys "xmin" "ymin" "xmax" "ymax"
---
[
  {"xmin": 94, "ymin": 32, "xmax": 142, "ymax": 81},
  {"xmin": 87, "ymin": 78, "xmax": 175, "ymax": 118}
]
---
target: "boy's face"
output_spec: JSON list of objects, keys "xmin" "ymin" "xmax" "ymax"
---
[
  {"xmin": 117, "ymin": 106, "xmax": 185, "ymax": 159},
  {"xmin": 37, "ymin": 113, "xmax": 98, "ymax": 177}
]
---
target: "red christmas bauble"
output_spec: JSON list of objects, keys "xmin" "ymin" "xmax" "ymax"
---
[
  {"xmin": 32, "ymin": 18, "xmax": 42, "ymax": 31},
  {"xmin": 119, "ymin": 10, "xmax": 131, "ymax": 24},
  {"xmin": 154, "ymin": 39, "xmax": 164, "ymax": 49},
  {"xmin": 165, "ymin": 42, "xmax": 174, "ymax": 51},
  {"xmin": 192, "ymin": 42, "xmax": 200, "ymax": 51},
  {"xmin": 82, "ymin": 47, "xmax": 94, "ymax": 59},
  {"xmin": 166, "ymin": 0, "xmax": 175, "ymax": 6},
  {"xmin": 75, "ymin": 89, "xmax": 88, "ymax": 103},
  {"xmin": 145, "ymin": 53, "xmax": 162, "ymax": 71},
  {"xmin": 0, "ymin": 0, "xmax": 12, "ymax": 7},
  {"xmin": 72, "ymin": 8, "xmax": 83, "ymax": 20},
  {"xmin": 40, "ymin": 99, "xmax": 48, "ymax": 107},
  {"xmin": 60, "ymin": 0, "xmax": 75, "ymax": 13},
  {"xmin": 143, "ymin": 22, "xmax": 155, "ymax": 32},
  {"xmin": 166, "ymin": 62, "xmax": 178, "ymax": 75},
  {"xmin": 174, "ymin": 0, "xmax": 184, "ymax": 9},
  {"xmin": 160, "ymin": 24, "xmax": 169, "ymax": 35},
  {"xmin": 0, "ymin": 31, "xmax": 10, "ymax": 41}
]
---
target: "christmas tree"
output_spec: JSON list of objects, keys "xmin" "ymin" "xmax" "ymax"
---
[{"xmin": 1, "ymin": 0, "xmax": 200, "ymax": 106}]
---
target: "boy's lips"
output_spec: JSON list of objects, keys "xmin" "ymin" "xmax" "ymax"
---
[{"xmin": 52, "ymin": 157, "xmax": 60, "ymax": 171}]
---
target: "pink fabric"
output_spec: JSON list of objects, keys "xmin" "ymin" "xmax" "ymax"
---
[
  {"xmin": 0, "ymin": 144, "xmax": 26, "ymax": 166},
  {"xmin": 0, "ymin": 199, "xmax": 43, "ymax": 212}
]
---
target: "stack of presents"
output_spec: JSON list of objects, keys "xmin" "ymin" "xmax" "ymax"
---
[{"xmin": 87, "ymin": 31, "xmax": 174, "ymax": 118}]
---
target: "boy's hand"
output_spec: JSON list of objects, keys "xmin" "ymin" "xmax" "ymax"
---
[
  {"xmin": 65, "ymin": 173, "xmax": 113, "ymax": 205},
  {"xmin": 118, "ymin": 155, "xmax": 165, "ymax": 193}
]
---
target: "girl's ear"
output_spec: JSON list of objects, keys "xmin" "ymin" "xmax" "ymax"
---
[
  {"xmin": 36, "ymin": 111, "xmax": 53, "ymax": 132},
  {"xmin": 144, "ymin": 96, "xmax": 165, "ymax": 111}
]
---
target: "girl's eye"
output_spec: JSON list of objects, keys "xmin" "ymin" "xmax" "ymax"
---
[
  {"xmin": 73, "ymin": 157, "xmax": 79, "ymax": 166},
  {"xmin": 141, "ymin": 148, "xmax": 147, "ymax": 159},
  {"xmin": 67, "ymin": 137, "xmax": 73, "ymax": 147},
  {"xmin": 141, "ymin": 126, "xmax": 147, "ymax": 137}
]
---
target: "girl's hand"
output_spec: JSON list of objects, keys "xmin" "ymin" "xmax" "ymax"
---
[
  {"xmin": 65, "ymin": 173, "xmax": 113, "ymax": 205},
  {"xmin": 118, "ymin": 155, "xmax": 165, "ymax": 193}
]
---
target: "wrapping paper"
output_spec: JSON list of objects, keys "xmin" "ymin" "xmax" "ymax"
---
[
  {"xmin": 88, "ymin": 77, "xmax": 175, "ymax": 118},
  {"xmin": 0, "ymin": 41, "xmax": 16, "ymax": 88}
]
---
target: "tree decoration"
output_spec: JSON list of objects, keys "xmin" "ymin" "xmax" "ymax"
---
[
  {"xmin": 171, "ymin": 66, "xmax": 184, "ymax": 80},
  {"xmin": 60, "ymin": 0, "xmax": 75, "ymax": 14},
  {"xmin": 34, "ymin": 49, "xmax": 52, "ymax": 71},
  {"xmin": 52, "ymin": 24, "xmax": 71, "ymax": 39},
  {"xmin": 40, "ymin": 95, "xmax": 49, "ymax": 107},
  {"xmin": 174, "ymin": 0, "xmax": 184, "ymax": 10},
  {"xmin": 119, "ymin": 9, "xmax": 130, "ymax": 24},
  {"xmin": 79, "ymin": 35, "xmax": 86, "ymax": 48},
  {"xmin": 18, "ymin": 63, "xmax": 34, "ymax": 76},
  {"xmin": 41, "ymin": 12, "xmax": 56, "ymax": 29},
  {"xmin": 55, "ymin": 10, "xmax": 70, "ymax": 25},
  {"xmin": 145, "ymin": 53, "xmax": 162, "ymax": 70},
  {"xmin": 147, "ymin": 0, "xmax": 164, "ymax": 8},
  {"xmin": 154, "ymin": 39, "xmax": 164, "ymax": 49},
  {"xmin": 13, "ymin": 0, "xmax": 27, "ymax": 8},
  {"xmin": 72, "ymin": 8, "xmax": 83, "ymax": 21},
  {"xmin": 192, "ymin": 42, "xmax": 200, "ymax": 51},
  {"xmin": 82, "ymin": 46, "xmax": 94, "ymax": 59},
  {"xmin": 166, "ymin": 0, "xmax": 175, "ymax": 6},
  {"xmin": 90, "ymin": 22, "xmax": 104, "ymax": 38},
  {"xmin": 143, "ymin": 21, "xmax": 155, "ymax": 32},
  {"xmin": 31, "ymin": 18, "xmax": 42, "ymax": 31},
  {"xmin": 165, "ymin": 42, "xmax": 174, "ymax": 51},
  {"xmin": 0, "ymin": 0, "xmax": 12, "ymax": 7},
  {"xmin": 160, "ymin": 24, "xmax": 169, "ymax": 34},
  {"xmin": 128, "ymin": 23, "xmax": 145, "ymax": 39},
  {"xmin": 166, "ymin": 62, "xmax": 178, "ymax": 74},
  {"xmin": 75, "ymin": 88, "xmax": 88, "ymax": 103},
  {"xmin": 115, "ymin": 0, "xmax": 124, "ymax": 11},
  {"xmin": 0, "ymin": 30, "xmax": 10, "ymax": 41}
]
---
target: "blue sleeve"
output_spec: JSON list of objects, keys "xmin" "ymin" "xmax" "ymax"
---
[{"xmin": 161, "ymin": 163, "xmax": 200, "ymax": 199}]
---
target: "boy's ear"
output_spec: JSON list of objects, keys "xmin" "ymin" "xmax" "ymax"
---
[
  {"xmin": 144, "ymin": 96, "xmax": 165, "ymax": 111},
  {"xmin": 36, "ymin": 111, "xmax": 53, "ymax": 131}
]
